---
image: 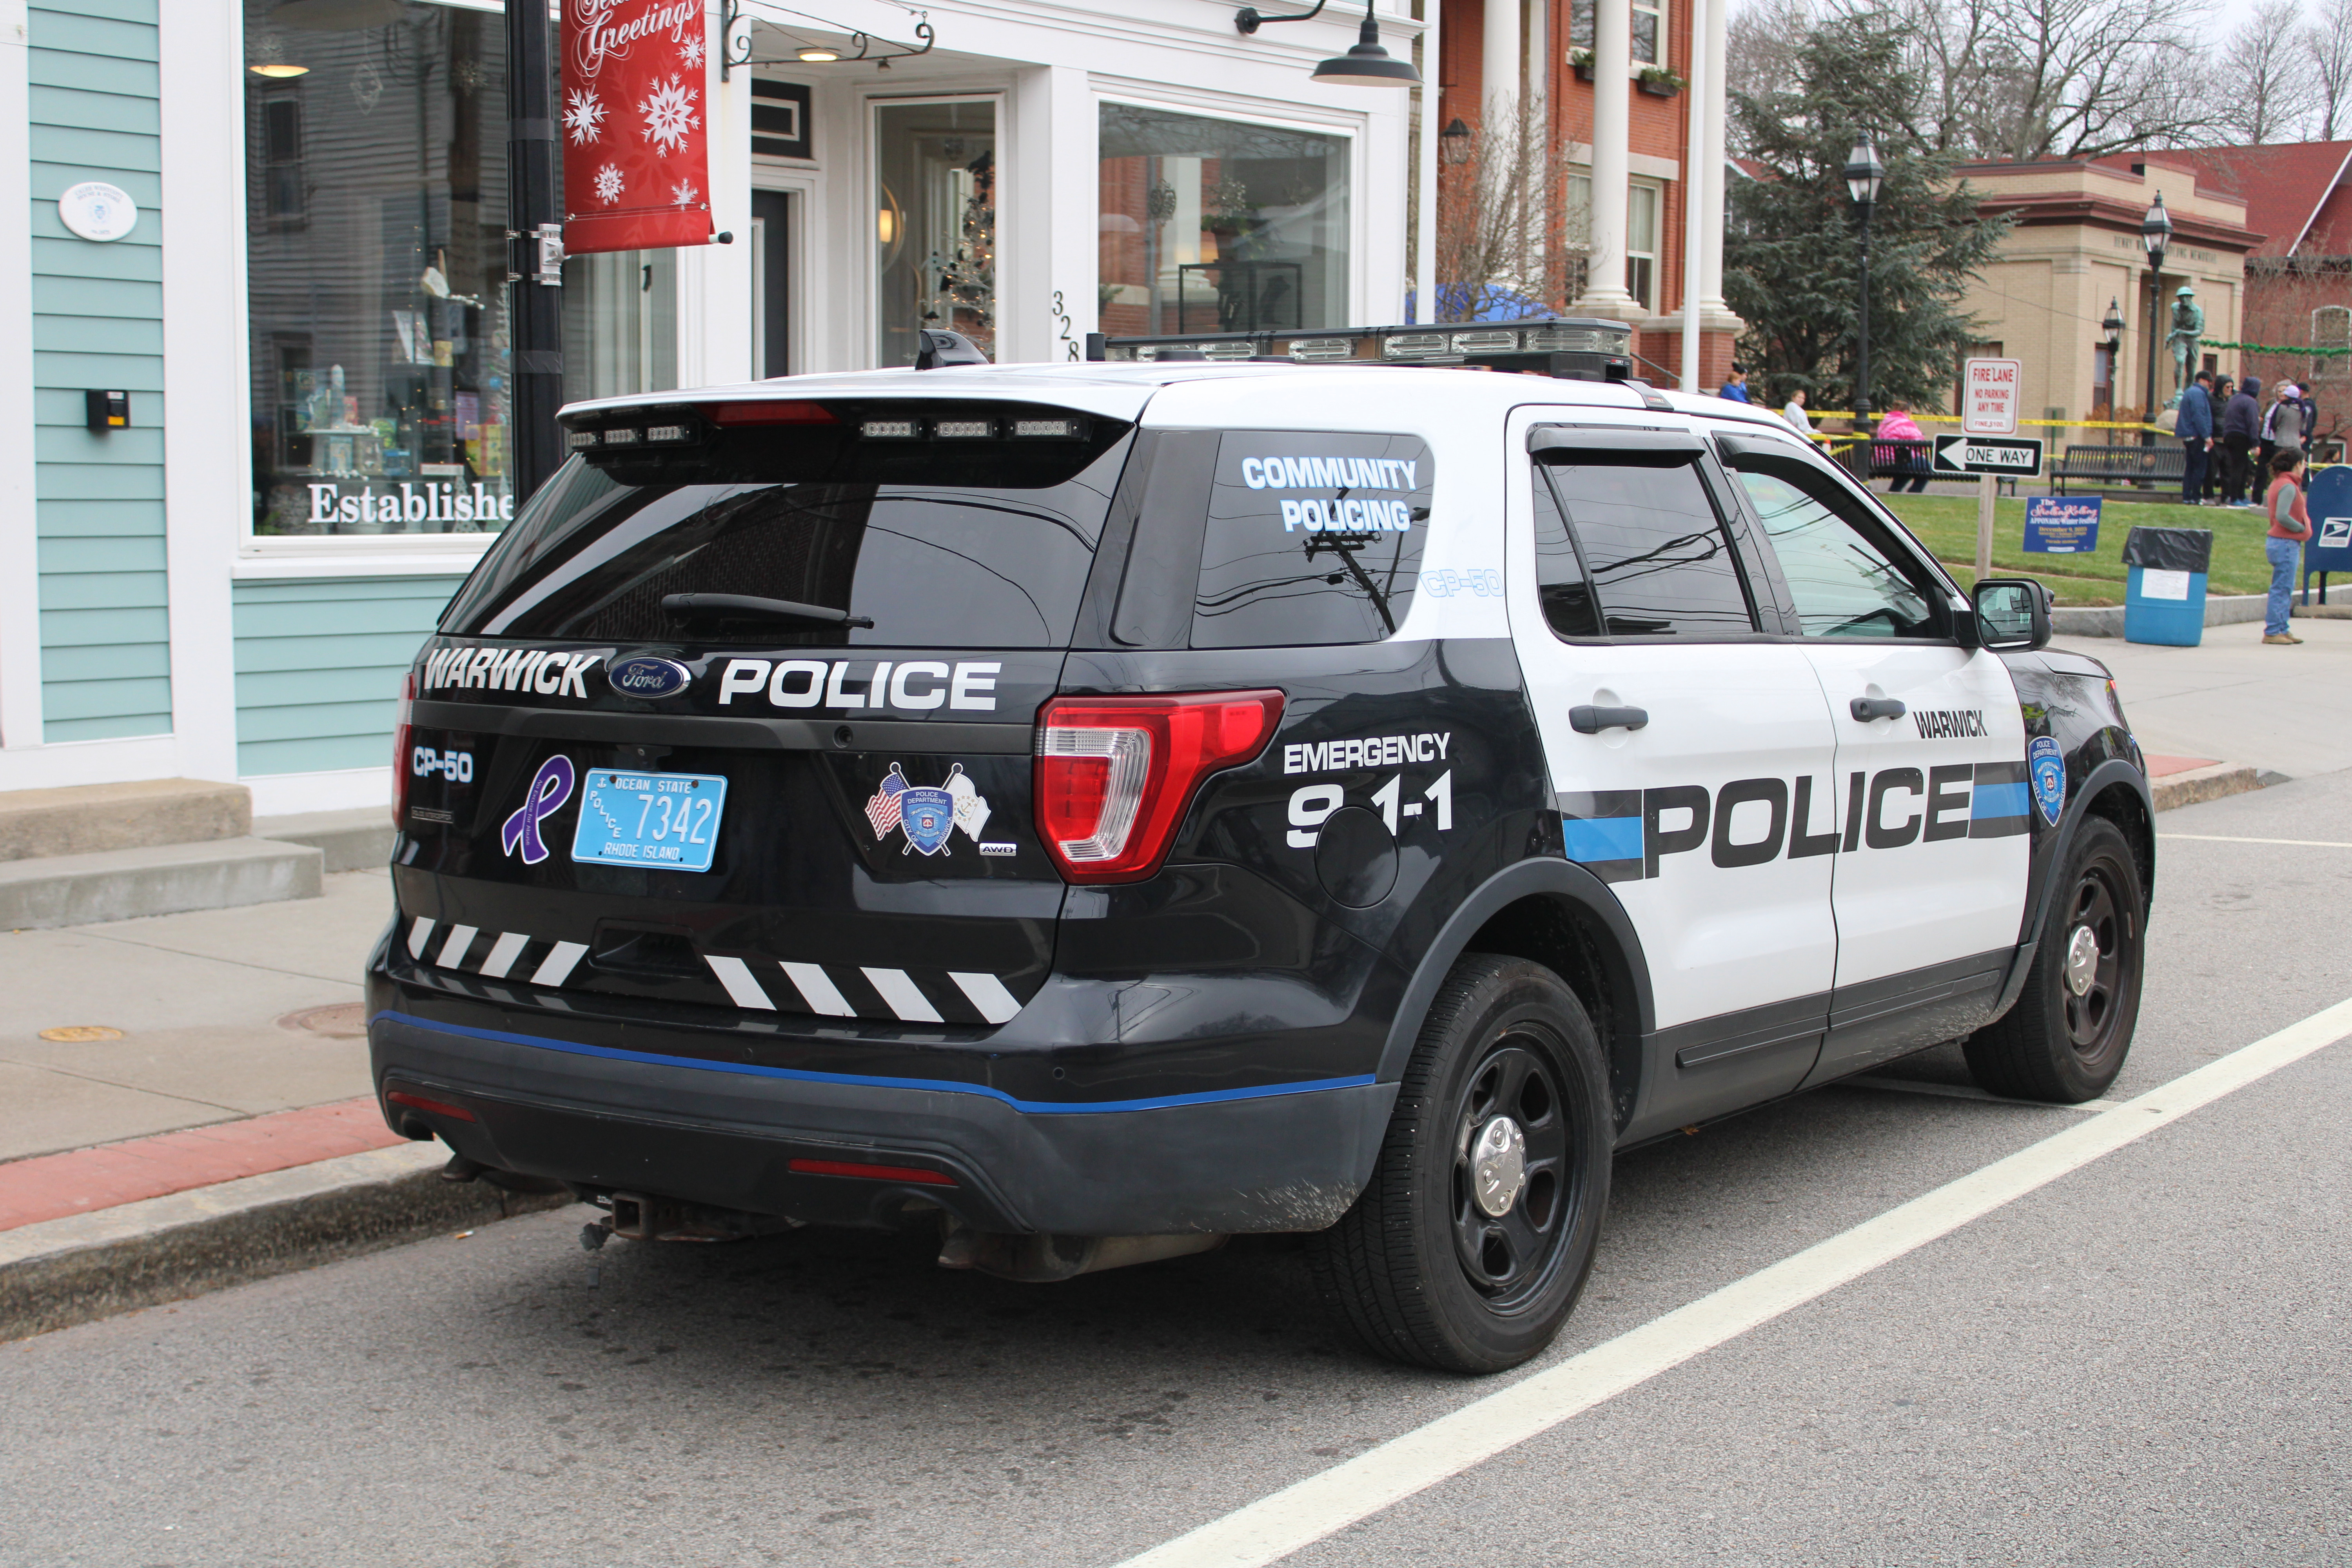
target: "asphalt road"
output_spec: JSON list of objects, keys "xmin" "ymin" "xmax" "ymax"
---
[{"xmin": 4, "ymin": 773, "xmax": 2349, "ymax": 1567}]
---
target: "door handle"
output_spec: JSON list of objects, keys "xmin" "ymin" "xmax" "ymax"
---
[
  {"xmin": 1570, "ymin": 704, "xmax": 1649, "ymax": 734},
  {"xmin": 1850, "ymin": 696, "xmax": 1907, "ymax": 722}
]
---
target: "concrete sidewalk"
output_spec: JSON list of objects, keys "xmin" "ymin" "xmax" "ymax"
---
[{"xmin": 2058, "ymin": 615, "xmax": 2352, "ymax": 780}]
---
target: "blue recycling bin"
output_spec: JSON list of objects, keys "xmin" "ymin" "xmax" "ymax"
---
[{"xmin": 2122, "ymin": 526, "xmax": 2212, "ymax": 646}]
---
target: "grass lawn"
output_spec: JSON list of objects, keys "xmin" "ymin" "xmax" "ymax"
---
[{"xmin": 1878, "ymin": 493, "xmax": 2277, "ymax": 604}]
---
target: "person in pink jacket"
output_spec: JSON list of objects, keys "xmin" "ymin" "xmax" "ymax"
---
[{"xmin": 1875, "ymin": 407, "xmax": 1930, "ymax": 492}]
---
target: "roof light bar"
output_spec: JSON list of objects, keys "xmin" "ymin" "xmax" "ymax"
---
[{"xmin": 1093, "ymin": 316, "xmax": 1637, "ymax": 383}]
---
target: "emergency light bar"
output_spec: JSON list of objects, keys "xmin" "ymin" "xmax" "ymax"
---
[{"xmin": 1088, "ymin": 316, "xmax": 1637, "ymax": 383}]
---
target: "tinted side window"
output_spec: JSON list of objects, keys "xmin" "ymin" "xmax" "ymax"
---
[
  {"xmin": 1531, "ymin": 463, "xmax": 1603, "ymax": 639},
  {"xmin": 1191, "ymin": 431, "xmax": 1430, "ymax": 648},
  {"xmin": 1734, "ymin": 466, "xmax": 1939, "ymax": 639},
  {"xmin": 1541, "ymin": 459, "xmax": 1755, "ymax": 637}
]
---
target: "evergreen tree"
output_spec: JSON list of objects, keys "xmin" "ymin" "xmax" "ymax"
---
[{"xmin": 1723, "ymin": 10, "xmax": 2011, "ymax": 416}]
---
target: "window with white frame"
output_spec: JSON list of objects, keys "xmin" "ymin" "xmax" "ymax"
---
[
  {"xmin": 1626, "ymin": 181, "xmax": 1659, "ymax": 310},
  {"xmin": 1570, "ymin": 0, "xmax": 1666, "ymax": 65}
]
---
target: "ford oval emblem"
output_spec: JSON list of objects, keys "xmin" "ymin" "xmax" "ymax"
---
[{"xmin": 607, "ymin": 654, "xmax": 692, "ymax": 700}]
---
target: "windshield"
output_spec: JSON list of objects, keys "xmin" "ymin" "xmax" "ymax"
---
[{"xmin": 441, "ymin": 417, "xmax": 1134, "ymax": 648}]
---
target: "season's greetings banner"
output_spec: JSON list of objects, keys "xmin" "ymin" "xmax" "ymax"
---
[{"xmin": 561, "ymin": 0, "xmax": 711, "ymax": 255}]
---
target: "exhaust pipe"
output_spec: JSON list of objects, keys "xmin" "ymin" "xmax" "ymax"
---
[
  {"xmin": 605, "ymin": 1191, "xmax": 802, "ymax": 1242},
  {"xmin": 937, "ymin": 1223, "xmax": 1225, "ymax": 1282}
]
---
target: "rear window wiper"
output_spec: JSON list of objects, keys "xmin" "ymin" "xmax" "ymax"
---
[{"xmin": 659, "ymin": 593, "xmax": 876, "ymax": 629}]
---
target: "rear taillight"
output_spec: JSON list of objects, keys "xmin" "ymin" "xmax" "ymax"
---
[
  {"xmin": 1034, "ymin": 691, "xmax": 1283, "ymax": 883},
  {"xmin": 390, "ymin": 670, "xmax": 416, "ymax": 828}
]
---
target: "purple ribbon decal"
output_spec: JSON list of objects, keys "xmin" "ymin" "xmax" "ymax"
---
[{"xmin": 500, "ymin": 755, "xmax": 575, "ymax": 865}]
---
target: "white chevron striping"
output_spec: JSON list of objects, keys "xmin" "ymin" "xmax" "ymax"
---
[
  {"xmin": 779, "ymin": 961, "xmax": 856, "ymax": 1017},
  {"xmin": 530, "ymin": 940, "xmax": 588, "ymax": 987},
  {"xmin": 407, "ymin": 916, "xmax": 436, "ymax": 958},
  {"xmin": 862, "ymin": 967, "xmax": 942, "ymax": 1024},
  {"xmin": 478, "ymin": 931, "xmax": 531, "ymax": 979},
  {"xmin": 949, "ymin": 971, "xmax": 1022, "ymax": 1024},
  {"xmin": 704, "ymin": 955, "xmax": 776, "ymax": 1010},
  {"xmin": 436, "ymin": 925, "xmax": 478, "ymax": 968}
]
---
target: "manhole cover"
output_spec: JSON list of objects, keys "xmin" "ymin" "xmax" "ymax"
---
[
  {"xmin": 279, "ymin": 1003, "xmax": 367, "ymax": 1039},
  {"xmin": 38, "ymin": 1024, "xmax": 123, "ymax": 1042}
]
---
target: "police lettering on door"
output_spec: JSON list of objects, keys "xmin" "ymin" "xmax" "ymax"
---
[{"xmin": 1559, "ymin": 762, "xmax": 2032, "ymax": 883}]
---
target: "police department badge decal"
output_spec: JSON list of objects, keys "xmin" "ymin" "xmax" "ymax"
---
[
  {"xmin": 2027, "ymin": 735, "xmax": 2067, "ymax": 827},
  {"xmin": 864, "ymin": 762, "xmax": 991, "ymax": 855}
]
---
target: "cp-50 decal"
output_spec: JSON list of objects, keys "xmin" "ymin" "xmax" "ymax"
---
[
  {"xmin": 1561, "ymin": 762, "xmax": 2030, "ymax": 884},
  {"xmin": 410, "ymin": 746, "xmax": 473, "ymax": 782}
]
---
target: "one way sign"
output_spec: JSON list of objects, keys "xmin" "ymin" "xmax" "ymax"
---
[{"xmin": 1932, "ymin": 433, "xmax": 2044, "ymax": 477}]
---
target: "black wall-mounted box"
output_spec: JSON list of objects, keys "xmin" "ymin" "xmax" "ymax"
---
[{"xmin": 86, "ymin": 390, "xmax": 129, "ymax": 432}]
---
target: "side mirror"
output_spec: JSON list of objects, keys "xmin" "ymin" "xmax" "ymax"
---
[{"xmin": 1973, "ymin": 577, "xmax": 2051, "ymax": 652}]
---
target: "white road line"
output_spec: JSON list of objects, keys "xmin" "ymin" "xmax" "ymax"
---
[
  {"xmin": 1837, "ymin": 1074, "xmax": 2125, "ymax": 1110},
  {"xmin": 2158, "ymin": 833, "xmax": 2352, "ymax": 848},
  {"xmin": 779, "ymin": 962, "xmax": 856, "ymax": 1018},
  {"xmin": 1114, "ymin": 995, "xmax": 2352, "ymax": 1568}
]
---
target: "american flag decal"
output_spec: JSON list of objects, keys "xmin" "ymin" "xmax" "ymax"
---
[{"xmin": 865, "ymin": 763, "xmax": 908, "ymax": 839}]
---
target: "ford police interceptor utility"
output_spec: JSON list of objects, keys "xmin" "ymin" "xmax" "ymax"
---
[{"xmin": 370, "ymin": 328, "xmax": 2152, "ymax": 1372}]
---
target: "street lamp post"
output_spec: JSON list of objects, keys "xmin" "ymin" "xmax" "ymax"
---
[
  {"xmin": 2140, "ymin": 192, "xmax": 2171, "ymax": 450},
  {"xmin": 1844, "ymin": 135, "xmax": 1886, "ymax": 436},
  {"xmin": 2100, "ymin": 296, "xmax": 2125, "ymax": 446}
]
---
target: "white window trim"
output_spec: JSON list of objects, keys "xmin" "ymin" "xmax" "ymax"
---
[{"xmin": 1092, "ymin": 84, "xmax": 1368, "ymax": 338}]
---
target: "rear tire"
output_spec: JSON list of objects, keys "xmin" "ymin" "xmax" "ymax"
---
[
  {"xmin": 1307, "ymin": 954, "xmax": 1612, "ymax": 1373},
  {"xmin": 1965, "ymin": 815, "xmax": 2145, "ymax": 1103}
]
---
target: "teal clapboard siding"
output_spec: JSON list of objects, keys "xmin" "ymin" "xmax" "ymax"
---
[
  {"xmin": 232, "ymin": 576, "xmax": 460, "ymax": 776},
  {"xmin": 29, "ymin": 0, "xmax": 168, "ymax": 742}
]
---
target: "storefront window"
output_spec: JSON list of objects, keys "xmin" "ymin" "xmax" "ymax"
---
[
  {"xmin": 875, "ymin": 100, "xmax": 997, "ymax": 366},
  {"xmin": 1098, "ymin": 103, "xmax": 1350, "ymax": 338},
  {"xmin": 561, "ymin": 249, "xmax": 678, "ymax": 402},
  {"xmin": 244, "ymin": 0, "xmax": 515, "ymax": 538}
]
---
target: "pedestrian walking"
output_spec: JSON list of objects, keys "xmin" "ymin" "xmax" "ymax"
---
[
  {"xmin": 1782, "ymin": 387, "xmax": 1811, "ymax": 436},
  {"xmin": 2176, "ymin": 370, "xmax": 2214, "ymax": 505},
  {"xmin": 1877, "ymin": 406, "xmax": 1931, "ymax": 492},
  {"xmin": 2220, "ymin": 375, "xmax": 2260, "ymax": 506},
  {"xmin": 1720, "ymin": 364, "xmax": 1751, "ymax": 403},
  {"xmin": 2261, "ymin": 447, "xmax": 2312, "ymax": 646}
]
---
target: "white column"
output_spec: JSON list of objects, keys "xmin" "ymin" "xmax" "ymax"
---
[
  {"xmin": 1412, "ymin": 4, "xmax": 1438, "ymax": 323},
  {"xmin": 1571, "ymin": 0, "xmax": 1639, "ymax": 319},
  {"xmin": 1483, "ymin": 0, "xmax": 1520, "ymax": 116},
  {"xmin": 0, "ymin": 0, "xmax": 40, "ymax": 751},
  {"xmin": 1002, "ymin": 65, "xmax": 1094, "ymax": 364},
  {"xmin": 156, "ymin": 0, "xmax": 243, "ymax": 785},
  {"xmin": 1694, "ymin": 0, "xmax": 1740, "ymax": 330},
  {"xmin": 1678, "ymin": 0, "xmax": 1708, "ymax": 390}
]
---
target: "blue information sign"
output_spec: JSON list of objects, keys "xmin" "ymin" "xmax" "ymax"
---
[{"xmin": 2024, "ymin": 495, "xmax": 2101, "ymax": 554}]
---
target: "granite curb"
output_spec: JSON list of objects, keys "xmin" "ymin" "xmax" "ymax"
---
[{"xmin": 0, "ymin": 1142, "xmax": 572, "ymax": 1342}]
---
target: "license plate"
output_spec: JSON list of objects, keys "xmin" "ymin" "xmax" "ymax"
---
[{"xmin": 570, "ymin": 769, "xmax": 728, "ymax": 872}]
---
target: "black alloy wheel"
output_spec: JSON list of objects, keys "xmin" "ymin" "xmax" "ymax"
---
[
  {"xmin": 1965, "ymin": 815, "xmax": 2146, "ymax": 1103},
  {"xmin": 1308, "ymin": 953, "xmax": 1612, "ymax": 1373}
]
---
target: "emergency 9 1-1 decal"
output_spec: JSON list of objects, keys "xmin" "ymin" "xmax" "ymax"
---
[{"xmin": 1560, "ymin": 763, "xmax": 2031, "ymax": 884}]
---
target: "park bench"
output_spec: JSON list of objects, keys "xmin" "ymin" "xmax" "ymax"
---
[{"xmin": 2051, "ymin": 443, "xmax": 2185, "ymax": 496}]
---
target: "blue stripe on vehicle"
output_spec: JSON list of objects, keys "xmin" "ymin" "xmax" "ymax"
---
[
  {"xmin": 1561, "ymin": 817, "xmax": 1642, "ymax": 862},
  {"xmin": 1971, "ymin": 782, "xmax": 2030, "ymax": 818},
  {"xmin": 370, "ymin": 1010, "xmax": 1376, "ymax": 1114}
]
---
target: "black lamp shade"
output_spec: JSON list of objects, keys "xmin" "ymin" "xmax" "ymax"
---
[
  {"xmin": 1439, "ymin": 116, "xmax": 1473, "ymax": 163},
  {"xmin": 2100, "ymin": 297, "xmax": 2124, "ymax": 339},
  {"xmin": 1313, "ymin": 0, "xmax": 1421, "ymax": 86},
  {"xmin": 1843, "ymin": 136, "xmax": 1885, "ymax": 207},
  {"xmin": 2140, "ymin": 192, "xmax": 2171, "ymax": 256}
]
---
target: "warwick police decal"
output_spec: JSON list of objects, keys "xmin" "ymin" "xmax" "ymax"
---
[
  {"xmin": 2028, "ymin": 735, "xmax": 2067, "ymax": 826},
  {"xmin": 865, "ymin": 763, "xmax": 991, "ymax": 856}
]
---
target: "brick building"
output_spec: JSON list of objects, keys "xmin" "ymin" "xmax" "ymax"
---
[{"xmin": 1434, "ymin": 0, "xmax": 1741, "ymax": 390}]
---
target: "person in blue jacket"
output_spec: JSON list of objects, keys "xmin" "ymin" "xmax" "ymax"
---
[
  {"xmin": 2176, "ymin": 370, "xmax": 2214, "ymax": 505},
  {"xmin": 2220, "ymin": 375, "xmax": 2261, "ymax": 506},
  {"xmin": 1719, "ymin": 364, "xmax": 1751, "ymax": 402}
]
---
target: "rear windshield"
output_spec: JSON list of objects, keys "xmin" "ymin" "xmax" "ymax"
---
[{"xmin": 440, "ymin": 412, "xmax": 1133, "ymax": 647}]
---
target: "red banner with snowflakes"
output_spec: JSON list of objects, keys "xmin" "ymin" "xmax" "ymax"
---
[{"xmin": 560, "ymin": 0, "xmax": 711, "ymax": 256}]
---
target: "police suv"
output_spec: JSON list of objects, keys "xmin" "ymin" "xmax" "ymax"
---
[{"xmin": 370, "ymin": 328, "xmax": 2152, "ymax": 1372}]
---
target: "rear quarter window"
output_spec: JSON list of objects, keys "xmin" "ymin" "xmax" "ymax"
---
[{"xmin": 1189, "ymin": 431, "xmax": 1432, "ymax": 648}]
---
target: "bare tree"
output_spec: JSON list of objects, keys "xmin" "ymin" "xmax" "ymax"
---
[
  {"xmin": 1725, "ymin": 0, "xmax": 1814, "ymax": 146},
  {"xmin": 1433, "ymin": 93, "xmax": 1586, "ymax": 322},
  {"xmin": 2307, "ymin": 18, "xmax": 2352, "ymax": 140},
  {"xmin": 1852, "ymin": 0, "xmax": 2215, "ymax": 161},
  {"xmin": 2211, "ymin": 0, "xmax": 2318, "ymax": 143}
]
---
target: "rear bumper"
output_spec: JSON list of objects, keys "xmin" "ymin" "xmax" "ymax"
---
[{"xmin": 367, "ymin": 1007, "xmax": 1396, "ymax": 1236}]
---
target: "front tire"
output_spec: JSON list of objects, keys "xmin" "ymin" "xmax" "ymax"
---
[
  {"xmin": 1965, "ymin": 815, "xmax": 2146, "ymax": 1102},
  {"xmin": 1307, "ymin": 954, "xmax": 1612, "ymax": 1373}
]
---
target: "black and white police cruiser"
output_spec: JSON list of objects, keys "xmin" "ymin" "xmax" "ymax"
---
[{"xmin": 371, "ymin": 322, "xmax": 2152, "ymax": 1372}]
